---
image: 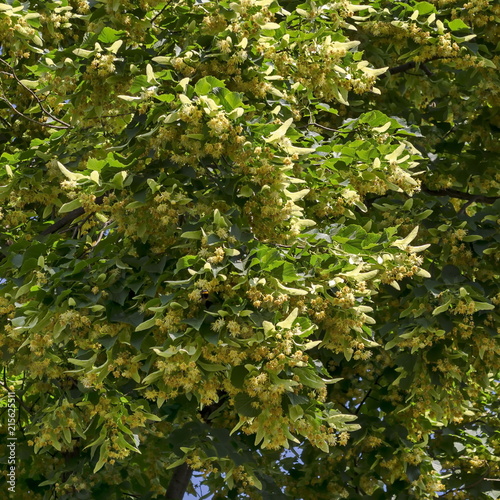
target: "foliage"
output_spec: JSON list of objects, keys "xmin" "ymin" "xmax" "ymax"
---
[{"xmin": 0, "ymin": 0, "xmax": 499, "ymax": 499}]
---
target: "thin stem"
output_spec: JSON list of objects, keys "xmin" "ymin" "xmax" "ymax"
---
[
  {"xmin": 381, "ymin": 56, "xmax": 456, "ymax": 78},
  {"xmin": 41, "ymin": 194, "xmax": 107, "ymax": 235},
  {"xmin": 422, "ymin": 186, "xmax": 499, "ymax": 204},
  {"xmin": 309, "ymin": 122, "xmax": 342, "ymax": 133},
  {"xmin": 355, "ymin": 374, "xmax": 382, "ymax": 415},
  {"xmin": 0, "ymin": 58, "xmax": 72, "ymax": 129},
  {"xmin": 1, "ymin": 371, "xmax": 31, "ymax": 414},
  {"xmin": 151, "ymin": 0, "xmax": 174, "ymax": 24},
  {"xmin": 0, "ymin": 95, "xmax": 69, "ymax": 130}
]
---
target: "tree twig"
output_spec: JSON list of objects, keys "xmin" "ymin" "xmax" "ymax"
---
[
  {"xmin": 420, "ymin": 63, "xmax": 434, "ymax": 77},
  {"xmin": 422, "ymin": 186, "xmax": 499, "ymax": 204},
  {"xmin": 443, "ymin": 466, "xmax": 491, "ymax": 495},
  {"xmin": 309, "ymin": 122, "xmax": 342, "ymax": 133},
  {"xmin": 0, "ymin": 95, "xmax": 69, "ymax": 130},
  {"xmin": 355, "ymin": 374, "xmax": 382, "ymax": 415},
  {"xmin": 381, "ymin": 56, "xmax": 454, "ymax": 78},
  {"xmin": 1, "ymin": 371, "xmax": 31, "ymax": 414},
  {"xmin": 389, "ymin": 61, "xmax": 420, "ymax": 76},
  {"xmin": 458, "ymin": 199, "xmax": 474, "ymax": 215},
  {"xmin": 151, "ymin": 0, "xmax": 174, "ymax": 24},
  {"xmin": 94, "ymin": 220, "xmax": 113, "ymax": 246},
  {"xmin": 0, "ymin": 58, "xmax": 72, "ymax": 129},
  {"xmin": 41, "ymin": 195, "xmax": 106, "ymax": 235}
]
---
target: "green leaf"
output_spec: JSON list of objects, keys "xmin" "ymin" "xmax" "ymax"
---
[
  {"xmin": 276, "ymin": 308, "xmax": 298, "ymax": 329},
  {"xmin": 59, "ymin": 199, "xmax": 82, "ymax": 214},
  {"xmin": 141, "ymin": 370, "xmax": 163, "ymax": 385},
  {"xmin": 166, "ymin": 457, "xmax": 187, "ymax": 470},
  {"xmin": 474, "ymin": 302, "xmax": 494, "ymax": 311},
  {"xmin": 156, "ymin": 93, "xmax": 175, "ymax": 102},
  {"xmin": 231, "ymin": 365, "xmax": 249, "ymax": 389},
  {"xmin": 194, "ymin": 76, "xmax": 225, "ymax": 96},
  {"xmin": 180, "ymin": 230, "xmax": 202, "ymax": 239},
  {"xmin": 198, "ymin": 360, "xmax": 227, "ymax": 371},
  {"xmin": 414, "ymin": 1, "xmax": 436, "ymax": 15},
  {"xmin": 477, "ymin": 57, "xmax": 497, "ymax": 69},
  {"xmin": 415, "ymin": 209, "xmax": 433, "ymax": 221},
  {"xmin": 265, "ymin": 118, "xmax": 293, "ymax": 143},
  {"xmin": 175, "ymin": 255, "xmax": 197, "ymax": 273},
  {"xmin": 234, "ymin": 393, "xmax": 261, "ymax": 417},
  {"xmin": 432, "ymin": 300, "xmax": 452, "ymax": 316},
  {"xmin": 294, "ymin": 368, "xmax": 326, "ymax": 389},
  {"xmin": 183, "ymin": 316, "xmax": 205, "ymax": 330},
  {"xmin": 93, "ymin": 440, "xmax": 110, "ymax": 473},
  {"xmin": 135, "ymin": 317, "xmax": 156, "ymax": 332},
  {"xmin": 447, "ymin": 19, "xmax": 469, "ymax": 31},
  {"xmin": 289, "ymin": 404, "xmax": 303, "ymax": 421},
  {"xmin": 98, "ymin": 26, "xmax": 125, "ymax": 43}
]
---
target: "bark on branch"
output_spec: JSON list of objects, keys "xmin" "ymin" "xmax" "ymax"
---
[
  {"xmin": 163, "ymin": 397, "xmax": 226, "ymax": 499},
  {"xmin": 1, "ymin": 373, "xmax": 31, "ymax": 415},
  {"xmin": 41, "ymin": 195, "xmax": 106, "ymax": 235},
  {"xmin": 385, "ymin": 61, "xmax": 419, "ymax": 76},
  {"xmin": 381, "ymin": 56, "xmax": 453, "ymax": 78},
  {"xmin": 0, "ymin": 58, "xmax": 72, "ymax": 130},
  {"xmin": 422, "ymin": 186, "xmax": 499, "ymax": 204},
  {"xmin": 165, "ymin": 463, "xmax": 193, "ymax": 500}
]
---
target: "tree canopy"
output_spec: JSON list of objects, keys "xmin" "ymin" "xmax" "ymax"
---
[{"xmin": 0, "ymin": 0, "xmax": 499, "ymax": 499}]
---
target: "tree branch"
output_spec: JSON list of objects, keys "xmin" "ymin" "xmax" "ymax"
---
[
  {"xmin": 420, "ymin": 63, "xmax": 434, "ymax": 77},
  {"xmin": 309, "ymin": 122, "xmax": 342, "ymax": 133},
  {"xmin": 355, "ymin": 374, "xmax": 382, "ymax": 415},
  {"xmin": 422, "ymin": 186, "xmax": 499, "ymax": 204},
  {"xmin": 443, "ymin": 467, "xmax": 491, "ymax": 495},
  {"xmin": 0, "ymin": 58, "xmax": 72, "ymax": 129},
  {"xmin": 94, "ymin": 220, "xmax": 113, "ymax": 246},
  {"xmin": 381, "ymin": 56, "xmax": 453, "ymax": 78},
  {"xmin": 41, "ymin": 195, "xmax": 106, "ymax": 235},
  {"xmin": 0, "ymin": 94, "xmax": 69, "ymax": 130},
  {"xmin": 163, "ymin": 397, "xmax": 227, "ymax": 499},
  {"xmin": 385, "ymin": 61, "xmax": 419, "ymax": 76},
  {"xmin": 151, "ymin": 0, "xmax": 175, "ymax": 24},
  {"xmin": 1, "ymin": 370, "xmax": 32, "ymax": 414},
  {"xmin": 165, "ymin": 463, "xmax": 193, "ymax": 500}
]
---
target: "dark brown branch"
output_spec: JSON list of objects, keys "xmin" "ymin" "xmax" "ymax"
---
[
  {"xmin": 443, "ymin": 467, "xmax": 491, "ymax": 495},
  {"xmin": 0, "ymin": 114, "xmax": 10, "ymax": 128},
  {"xmin": 420, "ymin": 63, "xmax": 434, "ymax": 77},
  {"xmin": 72, "ymin": 212, "xmax": 93, "ymax": 238},
  {"xmin": 41, "ymin": 195, "xmax": 106, "ymax": 235},
  {"xmin": 0, "ymin": 95, "xmax": 69, "ymax": 130},
  {"xmin": 0, "ymin": 58, "xmax": 72, "ymax": 129},
  {"xmin": 355, "ymin": 374, "xmax": 382, "ymax": 415},
  {"xmin": 458, "ymin": 199, "xmax": 474, "ymax": 215},
  {"xmin": 151, "ymin": 0, "xmax": 174, "ymax": 24},
  {"xmin": 309, "ymin": 122, "xmax": 342, "ymax": 133},
  {"xmin": 1, "ymin": 372, "xmax": 31, "ymax": 415},
  {"xmin": 163, "ymin": 397, "xmax": 227, "ymax": 499},
  {"xmin": 385, "ymin": 61, "xmax": 419, "ymax": 76},
  {"xmin": 422, "ymin": 186, "xmax": 499, "ymax": 204},
  {"xmin": 381, "ymin": 56, "xmax": 453, "ymax": 78},
  {"xmin": 165, "ymin": 463, "xmax": 193, "ymax": 500}
]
